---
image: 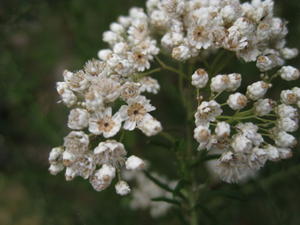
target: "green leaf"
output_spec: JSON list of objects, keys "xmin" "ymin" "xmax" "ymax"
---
[
  {"xmin": 151, "ymin": 197, "xmax": 181, "ymax": 206},
  {"xmin": 144, "ymin": 171, "xmax": 174, "ymax": 193},
  {"xmin": 173, "ymin": 180, "xmax": 187, "ymax": 198}
]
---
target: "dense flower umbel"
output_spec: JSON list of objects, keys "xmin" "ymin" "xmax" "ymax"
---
[
  {"xmin": 50, "ymin": 0, "xmax": 300, "ymax": 197},
  {"xmin": 50, "ymin": 7, "xmax": 163, "ymax": 194},
  {"xmin": 192, "ymin": 66, "xmax": 300, "ymax": 183}
]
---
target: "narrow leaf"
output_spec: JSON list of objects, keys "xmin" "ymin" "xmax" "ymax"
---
[{"xmin": 151, "ymin": 197, "xmax": 181, "ymax": 206}]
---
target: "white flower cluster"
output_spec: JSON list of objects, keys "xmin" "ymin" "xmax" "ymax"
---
[
  {"xmin": 147, "ymin": 0, "xmax": 297, "ymax": 63},
  {"xmin": 50, "ymin": 7, "xmax": 164, "ymax": 194},
  {"xmin": 51, "ymin": 0, "xmax": 300, "ymax": 193},
  {"xmin": 192, "ymin": 66, "xmax": 300, "ymax": 183},
  {"xmin": 124, "ymin": 170, "xmax": 176, "ymax": 218}
]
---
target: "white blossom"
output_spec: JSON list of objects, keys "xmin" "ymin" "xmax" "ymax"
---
[
  {"xmin": 195, "ymin": 100, "xmax": 222, "ymax": 125},
  {"xmin": 119, "ymin": 96, "xmax": 156, "ymax": 131},
  {"xmin": 246, "ymin": 81, "xmax": 270, "ymax": 100},
  {"xmin": 280, "ymin": 90, "xmax": 298, "ymax": 105},
  {"xmin": 215, "ymin": 122, "xmax": 230, "ymax": 138},
  {"xmin": 68, "ymin": 108, "xmax": 89, "ymax": 130},
  {"xmin": 138, "ymin": 114, "xmax": 162, "ymax": 136},
  {"xmin": 90, "ymin": 164, "xmax": 116, "ymax": 191},
  {"xmin": 279, "ymin": 66, "xmax": 300, "ymax": 81},
  {"xmin": 139, "ymin": 77, "xmax": 160, "ymax": 94},
  {"xmin": 126, "ymin": 155, "xmax": 145, "ymax": 170},
  {"xmin": 227, "ymin": 93, "xmax": 248, "ymax": 110},
  {"xmin": 274, "ymin": 130, "xmax": 297, "ymax": 148},
  {"xmin": 89, "ymin": 108, "xmax": 122, "ymax": 138},
  {"xmin": 56, "ymin": 82, "xmax": 77, "ymax": 107},
  {"xmin": 254, "ymin": 98, "xmax": 275, "ymax": 116},
  {"xmin": 115, "ymin": 181, "xmax": 131, "ymax": 195},
  {"xmin": 191, "ymin": 68, "xmax": 209, "ymax": 88}
]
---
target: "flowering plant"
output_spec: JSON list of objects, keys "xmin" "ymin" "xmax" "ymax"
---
[{"xmin": 49, "ymin": 0, "xmax": 300, "ymax": 223}]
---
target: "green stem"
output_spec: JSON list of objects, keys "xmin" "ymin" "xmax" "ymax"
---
[
  {"xmin": 132, "ymin": 67, "xmax": 162, "ymax": 80},
  {"xmin": 210, "ymin": 91, "xmax": 223, "ymax": 100},
  {"xmin": 159, "ymin": 131, "xmax": 176, "ymax": 144},
  {"xmin": 155, "ymin": 56, "xmax": 188, "ymax": 80}
]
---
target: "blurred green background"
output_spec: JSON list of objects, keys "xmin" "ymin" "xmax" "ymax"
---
[{"xmin": 1, "ymin": 0, "xmax": 300, "ymax": 225}]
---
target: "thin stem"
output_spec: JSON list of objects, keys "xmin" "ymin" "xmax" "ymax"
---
[
  {"xmin": 269, "ymin": 72, "xmax": 280, "ymax": 82},
  {"xmin": 155, "ymin": 56, "xmax": 188, "ymax": 80},
  {"xmin": 255, "ymin": 117, "xmax": 276, "ymax": 123},
  {"xmin": 132, "ymin": 67, "xmax": 162, "ymax": 80},
  {"xmin": 159, "ymin": 131, "xmax": 176, "ymax": 144},
  {"xmin": 210, "ymin": 91, "xmax": 223, "ymax": 100},
  {"xmin": 179, "ymin": 63, "xmax": 186, "ymax": 108}
]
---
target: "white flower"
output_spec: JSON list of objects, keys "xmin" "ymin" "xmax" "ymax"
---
[
  {"xmin": 63, "ymin": 131, "xmax": 89, "ymax": 154},
  {"xmin": 115, "ymin": 181, "xmax": 131, "ymax": 195},
  {"xmin": 68, "ymin": 108, "xmax": 89, "ymax": 130},
  {"xmin": 279, "ymin": 66, "xmax": 300, "ymax": 81},
  {"xmin": 227, "ymin": 92, "xmax": 248, "ymax": 110},
  {"xmin": 63, "ymin": 70, "xmax": 90, "ymax": 92},
  {"xmin": 280, "ymin": 48, "xmax": 299, "ymax": 60},
  {"xmin": 69, "ymin": 153, "xmax": 96, "ymax": 179},
  {"xmin": 236, "ymin": 122, "xmax": 263, "ymax": 146},
  {"xmin": 84, "ymin": 60, "xmax": 106, "ymax": 78},
  {"xmin": 97, "ymin": 49, "xmax": 113, "ymax": 61},
  {"xmin": 221, "ymin": 5, "xmax": 239, "ymax": 24},
  {"xmin": 120, "ymin": 82, "xmax": 141, "ymax": 100},
  {"xmin": 90, "ymin": 164, "xmax": 116, "ymax": 191},
  {"xmin": 195, "ymin": 100, "xmax": 222, "ymax": 125},
  {"xmin": 129, "ymin": 48, "xmax": 153, "ymax": 72},
  {"xmin": 276, "ymin": 104, "xmax": 298, "ymax": 119},
  {"xmin": 231, "ymin": 134, "xmax": 252, "ymax": 153},
  {"xmin": 274, "ymin": 130, "xmax": 297, "ymax": 148},
  {"xmin": 161, "ymin": 32, "xmax": 184, "ymax": 49},
  {"xmin": 277, "ymin": 118, "xmax": 299, "ymax": 133},
  {"xmin": 210, "ymin": 75, "xmax": 230, "ymax": 93},
  {"xmin": 89, "ymin": 108, "xmax": 122, "ymax": 138},
  {"xmin": 62, "ymin": 151, "xmax": 76, "ymax": 167},
  {"xmin": 49, "ymin": 146, "xmax": 64, "ymax": 165},
  {"xmin": 246, "ymin": 81, "xmax": 270, "ymax": 100},
  {"xmin": 215, "ymin": 122, "xmax": 230, "ymax": 138},
  {"xmin": 149, "ymin": 10, "xmax": 169, "ymax": 29},
  {"xmin": 56, "ymin": 82, "xmax": 77, "ymax": 107},
  {"xmin": 103, "ymin": 31, "xmax": 123, "ymax": 45},
  {"xmin": 138, "ymin": 114, "xmax": 162, "ymax": 136},
  {"xmin": 191, "ymin": 68, "xmax": 209, "ymax": 88},
  {"xmin": 49, "ymin": 164, "xmax": 64, "ymax": 175},
  {"xmin": 227, "ymin": 73, "xmax": 242, "ymax": 91},
  {"xmin": 292, "ymin": 87, "xmax": 300, "ymax": 98},
  {"xmin": 277, "ymin": 147, "xmax": 293, "ymax": 159},
  {"xmin": 194, "ymin": 125, "xmax": 211, "ymax": 150},
  {"xmin": 280, "ymin": 90, "xmax": 298, "ymax": 105},
  {"xmin": 161, "ymin": 0, "xmax": 185, "ymax": 15},
  {"xmin": 256, "ymin": 56, "xmax": 275, "ymax": 72},
  {"xmin": 139, "ymin": 77, "xmax": 160, "ymax": 94},
  {"xmin": 264, "ymin": 145, "xmax": 280, "ymax": 161},
  {"xmin": 119, "ymin": 96, "xmax": 156, "ymax": 131},
  {"xmin": 248, "ymin": 147, "xmax": 267, "ymax": 170},
  {"xmin": 214, "ymin": 152, "xmax": 252, "ymax": 183},
  {"xmin": 87, "ymin": 78, "xmax": 121, "ymax": 104},
  {"xmin": 254, "ymin": 98, "xmax": 275, "ymax": 116},
  {"xmin": 65, "ymin": 167, "xmax": 77, "ymax": 181},
  {"xmin": 172, "ymin": 45, "xmax": 191, "ymax": 61},
  {"xmin": 126, "ymin": 155, "xmax": 145, "ymax": 170},
  {"xmin": 110, "ymin": 22, "xmax": 125, "ymax": 34},
  {"xmin": 94, "ymin": 140, "xmax": 127, "ymax": 167}
]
